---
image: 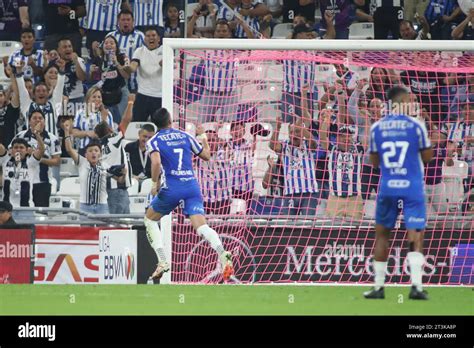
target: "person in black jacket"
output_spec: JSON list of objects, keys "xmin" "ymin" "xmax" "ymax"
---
[
  {"xmin": 124, "ymin": 124, "xmax": 155, "ymax": 183},
  {"xmin": 0, "ymin": 200, "xmax": 17, "ymax": 225}
]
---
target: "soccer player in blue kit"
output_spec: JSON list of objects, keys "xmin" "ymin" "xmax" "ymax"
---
[
  {"xmin": 143, "ymin": 108, "xmax": 234, "ymax": 281},
  {"xmin": 364, "ymin": 87, "xmax": 434, "ymax": 300}
]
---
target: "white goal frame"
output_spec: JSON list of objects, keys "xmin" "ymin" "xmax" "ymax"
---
[{"xmin": 160, "ymin": 39, "xmax": 474, "ymax": 284}]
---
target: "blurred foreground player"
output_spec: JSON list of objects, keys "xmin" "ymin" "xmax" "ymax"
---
[
  {"xmin": 144, "ymin": 108, "xmax": 234, "ymax": 281},
  {"xmin": 364, "ymin": 86, "xmax": 433, "ymax": 300}
]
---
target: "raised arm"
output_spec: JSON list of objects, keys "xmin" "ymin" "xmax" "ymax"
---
[
  {"xmin": 196, "ymin": 126, "xmax": 211, "ymax": 161},
  {"xmin": 124, "ymin": 60, "xmax": 139, "ymax": 75},
  {"xmin": 119, "ymin": 94, "xmax": 135, "ymax": 134},
  {"xmin": 319, "ymin": 109, "xmax": 331, "ymax": 151},
  {"xmin": 52, "ymin": 59, "xmax": 66, "ymax": 113},
  {"xmin": 187, "ymin": 7, "xmax": 201, "ymax": 38},
  {"xmin": 300, "ymin": 84, "xmax": 312, "ymax": 127},
  {"xmin": 269, "ymin": 117, "xmax": 282, "ymax": 153},
  {"xmin": 63, "ymin": 120, "xmax": 79, "ymax": 164},
  {"xmin": 262, "ymin": 155, "xmax": 277, "ymax": 190},
  {"xmin": 236, "ymin": 15, "xmax": 255, "ymax": 39},
  {"xmin": 322, "ymin": 11, "xmax": 336, "ymax": 39},
  {"xmin": 71, "ymin": 53, "xmax": 86, "ymax": 81},
  {"xmin": 335, "ymin": 82, "xmax": 349, "ymax": 125},
  {"xmin": 15, "ymin": 68, "xmax": 33, "ymax": 117},
  {"xmin": 31, "ymin": 127, "xmax": 46, "ymax": 161},
  {"xmin": 452, "ymin": 9, "xmax": 474, "ymax": 39},
  {"xmin": 115, "ymin": 54, "xmax": 131, "ymax": 80},
  {"xmin": 7, "ymin": 65, "xmax": 19, "ymax": 108},
  {"xmin": 19, "ymin": 5, "xmax": 30, "ymax": 28}
]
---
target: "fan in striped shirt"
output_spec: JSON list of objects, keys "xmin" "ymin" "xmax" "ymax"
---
[
  {"xmin": 447, "ymin": 103, "xmax": 474, "ymax": 191},
  {"xmin": 132, "ymin": 0, "xmax": 164, "ymax": 33},
  {"xmin": 10, "ymin": 58, "xmax": 66, "ymax": 137},
  {"xmin": 280, "ymin": 25, "xmax": 327, "ymax": 124},
  {"xmin": 230, "ymin": 120, "xmax": 255, "ymax": 202},
  {"xmin": 10, "ymin": 109, "xmax": 62, "ymax": 208},
  {"xmin": 63, "ymin": 120, "xmax": 126, "ymax": 215},
  {"xmin": 7, "ymin": 28, "xmax": 45, "ymax": 82},
  {"xmin": 197, "ymin": 20, "xmax": 248, "ymax": 123},
  {"xmin": 217, "ymin": 0, "xmax": 269, "ymax": 38},
  {"xmin": 72, "ymin": 86, "xmax": 115, "ymax": 152},
  {"xmin": 320, "ymin": 117, "xmax": 364, "ymax": 220},
  {"xmin": 270, "ymin": 117, "xmax": 325, "ymax": 216},
  {"xmin": 84, "ymin": 0, "xmax": 128, "ymax": 54},
  {"xmin": 164, "ymin": 3, "xmax": 182, "ymax": 38},
  {"xmin": 321, "ymin": 80, "xmax": 363, "ymax": 219},
  {"xmin": 195, "ymin": 129, "xmax": 233, "ymax": 215},
  {"xmin": 106, "ymin": 9, "xmax": 145, "ymax": 93}
]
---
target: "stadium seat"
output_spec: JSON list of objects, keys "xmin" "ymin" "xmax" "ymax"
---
[
  {"xmin": 349, "ymin": 22, "xmax": 374, "ymax": 39},
  {"xmin": 258, "ymin": 104, "xmax": 282, "ymax": 123},
  {"xmin": 443, "ymin": 160, "xmax": 469, "ymax": 211},
  {"xmin": 218, "ymin": 122, "xmax": 231, "ymax": 140},
  {"xmin": 315, "ymin": 64, "xmax": 338, "ymax": 84},
  {"xmin": 186, "ymin": 122, "xmax": 196, "ymax": 137},
  {"xmin": 124, "ymin": 122, "xmax": 157, "ymax": 141},
  {"xmin": 50, "ymin": 177, "xmax": 58, "ymax": 195},
  {"xmin": 60, "ymin": 157, "xmax": 79, "ymax": 177},
  {"xmin": 236, "ymin": 63, "xmax": 266, "ymax": 82},
  {"xmin": 363, "ymin": 200, "xmax": 376, "ymax": 219},
  {"xmin": 185, "ymin": 102, "xmax": 201, "ymax": 123},
  {"xmin": 129, "ymin": 196, "xmax": 146, "ymax": 214},
  {"xmin": 173, "ymin": 102, "xmax": 181, "ymax": 119},
  {"xmin": 49, "ymin": 196, "xmax": 78, "ymax": 209},
  {"xmin": 0, "ymin": 41, "xmax": 21, "ymax": 58},
  {"xmin": 240, "ymin": 83, "xmax": 282, "ymax": 103},
  {"xmin": 0, "ymin": 41, "xmax": 21, "ymax": 83},
  {"xmin": 58, "ymin": 177, "xmax": 81, "ymax": 196},
  {"xmin": 230, "ymin": 199, "xmax": 246, "ymax": 215},
  {"xmin": 272, "ymin": 23, "xmax": 292, "ymax": 39},
  {"xmin": 265, "ymin": 64, "xmax": 283, "ymax": 82},
  {"xmin": 128, "ymin": 178, "xmax": 140, "ymax": 196},
  {"xmin": 140, "ymin": 178, "xmax": 153, "ymax": 196}
]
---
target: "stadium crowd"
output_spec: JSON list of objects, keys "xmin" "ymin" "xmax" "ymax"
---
[{"xmin": 0, "ymin": 0, "xmax": 472, "ymax": 220}]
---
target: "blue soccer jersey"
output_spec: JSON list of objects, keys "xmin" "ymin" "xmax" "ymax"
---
[
  {"xmin": 369, "ymin": 114, "xmax": 432, "ymax": 230},
  {"xmin": 146, "ymin": 128, "xmax": 203, "ymax": 185},
  {"xmin": 146, "ymin": 128, "xmax": 205, "ymax": 217},
  {"xmin": 369, "ymin": 114, "xmax": 431, "ymax": 197}
]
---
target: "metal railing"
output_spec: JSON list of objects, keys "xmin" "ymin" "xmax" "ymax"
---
[{"xmin": 12, "ymin": 207, "xmax": 473, "ymax": 230}]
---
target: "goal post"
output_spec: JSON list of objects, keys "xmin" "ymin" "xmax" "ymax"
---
[{"xmin": 161, "ymin": 39, "xmax": 474, "ymax": 285}]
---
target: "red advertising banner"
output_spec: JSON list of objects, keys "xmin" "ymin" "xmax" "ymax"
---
[
  {"xmin": 0, "ymin": 227, "xmax": 35, "ymax": 284},
  {"xmin": 34, "ymin": 226, "xmax": 100, "ymax": 284},
  {"xmin": 34, "ymin": 226, "xmax": 130, "ymax": 284}
]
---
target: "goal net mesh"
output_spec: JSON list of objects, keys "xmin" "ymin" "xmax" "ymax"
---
[{"xmin": 169, "ymin": 47, "xmax": 473, "ymax": 285}]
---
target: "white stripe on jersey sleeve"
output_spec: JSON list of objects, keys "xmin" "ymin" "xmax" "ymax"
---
[
  {"xmin": 412, "ymin": 117, "xmax": 431, "ymax": 150},
  {"xmin": 188, "ymin": 133, "xmax": 203, "ymax": 155}
]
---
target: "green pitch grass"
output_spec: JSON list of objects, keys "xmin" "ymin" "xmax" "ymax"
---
[{"xmin": 0, "ymin": 285, "xmax": 472, "ymax": 315}]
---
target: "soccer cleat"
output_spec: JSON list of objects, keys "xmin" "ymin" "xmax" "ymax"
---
[
  {"xmin": 220, "ymin": 251, "xmax": 234, "ymax": 281},
  {"xmin": 409, "ymin": 286, "xmax": 428, "ymax": 300},
  {"xmin": 363, "ymin": 287, "xmax": 385, "ymax": 299},
  {"xmin": 151, "ymin": 262, "xmax": 170, "ymax": 280}
]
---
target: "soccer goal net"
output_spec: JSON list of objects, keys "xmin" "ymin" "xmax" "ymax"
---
[{"xmin": 161, "ymin": 39, "xmax": 473, "ymax": 285}]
